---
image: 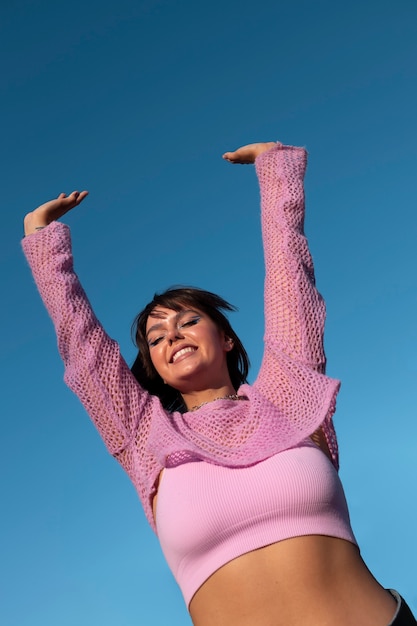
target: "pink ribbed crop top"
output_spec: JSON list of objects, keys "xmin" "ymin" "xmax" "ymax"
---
[{"xmin": 156, "ymin": 438, "xmax": 357, "ymax": 607}]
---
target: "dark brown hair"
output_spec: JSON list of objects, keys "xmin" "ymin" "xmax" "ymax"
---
[{"xmin": 131, "ymin": 286, "xmax": 250, "ymax": 412}]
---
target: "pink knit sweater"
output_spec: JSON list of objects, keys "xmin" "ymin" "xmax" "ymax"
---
[{"xmin": 22, "ymin": 144, "xmax": 340, "ymax": 533}]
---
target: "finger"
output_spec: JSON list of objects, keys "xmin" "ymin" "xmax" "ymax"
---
[
  {"xmin": 62, "ymin": 190, "xmax": 88, "ymax": 207},
  {"xmin": 74, "ymin": 190, "xmax": 89, "ymax": 205}
]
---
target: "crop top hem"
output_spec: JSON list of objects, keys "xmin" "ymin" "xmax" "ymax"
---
[{"xmin": 186, "ymin": 532, "xmax": 358, "ymax": 609}]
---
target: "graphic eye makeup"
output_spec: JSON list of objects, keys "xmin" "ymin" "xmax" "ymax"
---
[
  {"xmin": 147, "ymin": 313, "xmax": 201, "ymax": 347},
  {"xmin": 179, "ymin": 315, "xmax": 201, "ymax": 328},
  {"xmin": 148, "ymin": 335, "xmax": 164, "ymax": 348}
]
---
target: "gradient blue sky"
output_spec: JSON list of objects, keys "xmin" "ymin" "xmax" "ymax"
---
[{"xmin": 1, "ymin": 1, "xmax": 416, "ymax": 624}]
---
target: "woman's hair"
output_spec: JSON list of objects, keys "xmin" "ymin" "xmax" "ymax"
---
[{"xmin": 131, "ymin": 286, "xmax": 250, "ymax": 412}]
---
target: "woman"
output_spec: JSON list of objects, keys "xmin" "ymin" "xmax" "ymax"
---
[{"xmin": 23, "ymin": 141, "xmax": 415, "ymax": 625}]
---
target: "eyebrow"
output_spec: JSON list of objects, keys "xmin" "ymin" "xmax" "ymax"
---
[{"xmin": 145, "ymin": 309, "xmax": 199, "ymax": 338}]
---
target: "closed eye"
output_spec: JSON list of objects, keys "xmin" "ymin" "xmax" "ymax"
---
[
  {"xmin": 148, "ymin": 335, "xmax": 164, "ymax": 347},
  {"xmin": 147, "ymin": 314, "xmax": 201, "ymax": 347},
  {"xmin": 179, "ymin": 316, "xmax": 201, "ymax": 328}
]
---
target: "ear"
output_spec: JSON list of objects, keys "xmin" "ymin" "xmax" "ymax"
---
[{"xmin": 224, "ymin": 336, "xmax": 234, "ymax": 351}]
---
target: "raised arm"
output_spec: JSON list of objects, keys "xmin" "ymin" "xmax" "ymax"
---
[
  {"xmin": 224, "ymin": 142, "xmax": 326, "ymax": 369},
  {"xmin": 224, "ymin": 143, "xmax": 339, "ymax": 466},
  {"xmin": 22, "ymin": 194, "xmax": 158, "ymax": 457},
  {"xmin": 258, "ymin": 144, "xmax": 327, "ymax": 368}
]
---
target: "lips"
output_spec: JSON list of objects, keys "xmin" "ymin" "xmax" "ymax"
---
[{"xmin": 171, "ymin": 345, "xmax": 197, "ymax": 363}]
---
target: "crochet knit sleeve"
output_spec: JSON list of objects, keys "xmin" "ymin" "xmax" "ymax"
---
[
  {"xmin": 21, "ymin": 222, "xmax": 160, "ymax": 466},
  {"xmin": 253, "ymin": 144, "xmax": 339, "ymax": 465}
]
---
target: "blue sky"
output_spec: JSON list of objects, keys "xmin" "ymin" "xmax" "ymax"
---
[{"xmin": 1, "ymin": 0, "xmax": 416, "ymax": 624}]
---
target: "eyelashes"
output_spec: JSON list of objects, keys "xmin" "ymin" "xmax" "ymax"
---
[
  {"xmin": 148, "ymin": 315, "xmax": 201, "ymax": 347},
  {"xmin": 149, "ymin": 336, "xmax": 163, "ymax": 347},
  {"xmin": 181, "ymin": 316, "xmax": 200, "ymax": 328}
]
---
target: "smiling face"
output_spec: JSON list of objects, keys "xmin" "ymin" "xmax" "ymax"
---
[{"xmin": 145, "ymin": 306, "xmax": 234, "ymax": 394}]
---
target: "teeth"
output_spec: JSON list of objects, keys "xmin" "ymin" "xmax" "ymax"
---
[{"xmin": 172, "ymin": 347, "xmax": 195, "ymax": 363}]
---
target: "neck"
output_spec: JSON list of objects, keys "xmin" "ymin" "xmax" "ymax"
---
[{"xmin": 182, "ymin": 385, "xmax": 237, "ymax": 412}]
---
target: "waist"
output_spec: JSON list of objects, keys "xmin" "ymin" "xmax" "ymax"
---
[{"xmin": 189, "ymin": 536, "xmax": 397, "ymax": 626}]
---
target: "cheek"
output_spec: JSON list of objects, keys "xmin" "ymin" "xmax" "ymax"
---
[{"xmin": 149, "ymin": 348, "xmax": 165, "ymax": 374}]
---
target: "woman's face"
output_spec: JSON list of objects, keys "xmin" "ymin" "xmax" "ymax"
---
[{"xmin": 145, "ymin": 306, "xmax": 233, "ymax": 392}]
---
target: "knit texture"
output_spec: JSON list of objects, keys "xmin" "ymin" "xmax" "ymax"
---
[{"xmin": 22, "ymin": 143, "xmax": 340, "ymax": 532}]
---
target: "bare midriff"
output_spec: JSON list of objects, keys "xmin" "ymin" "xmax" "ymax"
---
[{"xmin": 188, "ymin": 536, "xmax": 397, "ymax": 626}]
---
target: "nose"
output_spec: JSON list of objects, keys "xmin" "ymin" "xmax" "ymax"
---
[{"xmin": 166, "ymin": 325, "xmax": 184, "ymax": 345}]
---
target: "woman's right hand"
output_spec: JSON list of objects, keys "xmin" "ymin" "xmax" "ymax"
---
[{"xmin": 24, "ymin": 190, "xmax": 89, "ymax": 236}]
